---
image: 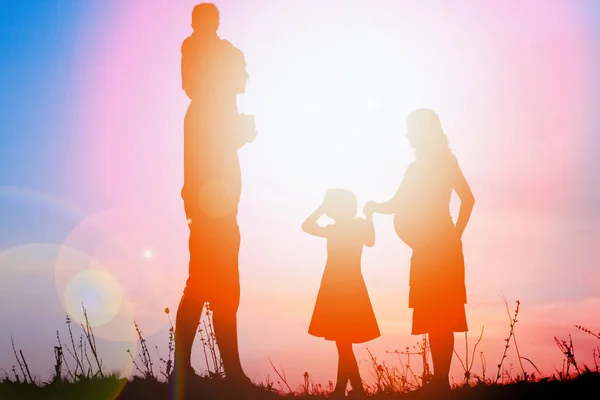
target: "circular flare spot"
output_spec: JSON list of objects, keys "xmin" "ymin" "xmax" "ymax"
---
[
  {"xmin": 143, "ymin": 248, "xmax": 154, "ymax": 260},
  {"xmin": 58, "ymin": 206, "xmax": 188, "ymax": 339},
  {"xmin": 63, "ymin": 270, "xmax": 123, "ymax": 327},
  {"xmin": 197, "ymin": 180, "xmax": 238, "ymax": 218}
]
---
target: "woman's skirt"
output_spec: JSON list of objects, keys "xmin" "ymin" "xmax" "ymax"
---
[{"xmin": 408, "ymin": 232, "xmax": 468, "ymax": 334}]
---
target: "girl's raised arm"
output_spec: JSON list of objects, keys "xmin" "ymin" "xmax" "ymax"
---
[
  {"xmin": 301, "ymin": 205, "xmax": 329, "ymax": 238},
  {"xmin": 363, "ymin": 212, "xmax": 376, "ymax": 247}
]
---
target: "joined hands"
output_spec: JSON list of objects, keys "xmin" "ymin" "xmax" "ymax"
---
[{"xmin": 363, "ymin": 201, "xmax": 377, "ymax": 216}]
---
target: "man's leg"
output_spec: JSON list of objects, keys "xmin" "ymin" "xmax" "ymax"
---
[
  {"xmin": 213, "ymin": 302, "xmax": 245, "ymax": 380},
  {"xmin": 171, "ymin": 214, "xmax": 206, "ymax": 399},
  {"xmin": 211, "ymin": 214, "xmax": 248, "ymax": 382},
  {"xmin": 174, "ymin": 290, "xmax": 204, "ymax": 374}
]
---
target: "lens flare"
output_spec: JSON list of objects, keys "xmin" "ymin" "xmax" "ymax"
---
[
  {"xmin": 53, "ymin": 244, "xmax": 138, "ymax": 342},
  {"xmin": 142, "ymin": 248, "xmax": 154, "ymax": 259},
  {"xmin": 58, "ymin": 206, "xmax": 188, "ymax": 339},
  {"xmin": 63, "ymin": 270, "xmax": 123, "ymax": 327},
  {"xmin": 0, "ymin": 243, "xmax": 138, "ymax": 385},
  {"xmin": 197, "ymin": 180, "xmax": 239, "ymax": 218}
]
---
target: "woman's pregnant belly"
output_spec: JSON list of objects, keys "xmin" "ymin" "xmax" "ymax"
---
[{"xmin": 394, "ymin": 208, "xmax": 454, "ymax": 249}]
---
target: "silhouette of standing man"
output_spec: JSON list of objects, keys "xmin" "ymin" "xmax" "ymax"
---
[{"xmin": 172, "ymin": 3, "xmax": 256, "ymax": 396}]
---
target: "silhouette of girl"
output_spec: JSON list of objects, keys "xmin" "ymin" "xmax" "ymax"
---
[
  {"xmin": 366, "ymin": 109, "xmax": 475, "ymax": 392},
  {"xmin": 303, "ymin": 188, "xmax": 380, "ymax": 398}
]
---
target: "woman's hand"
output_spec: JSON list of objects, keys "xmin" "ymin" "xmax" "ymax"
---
[{"xmin": 363, "ymin": 201, "xmax": 377, "ymax": 216}]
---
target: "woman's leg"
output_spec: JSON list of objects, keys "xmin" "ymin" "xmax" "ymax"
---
[
  {"xmin": 334, "ymin": 341, "xmax": 350, "ymax": 395},
  {"xmin": 428, "ymin": 329, "xmax": 454, "ymax": 389}
]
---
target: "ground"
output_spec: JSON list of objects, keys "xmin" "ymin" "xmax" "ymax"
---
[{"xmin": 1, "ymin": 372, "xmax": 599, "ymax": 400}]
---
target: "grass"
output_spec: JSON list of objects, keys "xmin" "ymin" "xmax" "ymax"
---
[{"xmin": 2, "ymin": 300, "xmax": 599, "ymax": 399}]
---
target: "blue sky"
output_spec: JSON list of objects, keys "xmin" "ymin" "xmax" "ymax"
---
[
  {"xmin": 2, "ymin": 1, "xmax": 83, "ymax": 189},
  {"xmin": 0, "ymin": 1, "xmax": 112, "ymax": 248},
  {"xmin": 0, "ymin": 1, "xmax": 118, "ymax": 196}
]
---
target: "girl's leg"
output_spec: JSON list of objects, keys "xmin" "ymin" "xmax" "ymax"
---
[
  {"xmin": 428, "ymin": 329, "xmax": 454, "ymax": 389},
  {"xmin": 346, "ymin": 345, "xmax": 365, "ymax": 394},
  {"xmin": 334, "ymin": 341, "xmax": 350, "ymax": 396}
]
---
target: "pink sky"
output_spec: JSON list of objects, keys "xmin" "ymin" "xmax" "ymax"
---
[{"xmin": 1, "ymin": 0, "xmax": 599, "ymax": 390}]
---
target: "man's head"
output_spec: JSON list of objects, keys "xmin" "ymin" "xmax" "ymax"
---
[{"xmin": 191, "ymin": 3, "xmax": 220, "ymax": 34}]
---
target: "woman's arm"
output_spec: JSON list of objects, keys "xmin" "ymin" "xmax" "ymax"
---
[
  {"xmin": 301, "ymin": 204, "xmax": 329, "ymax": 238},
  {"xmin": 367, "ymin": 197, "xmax": 398, "ymax": 215},
  {"xmin": 365, "ymin": 164, "xmax": 415, "ymax": 215},
  {"xmin": 453, "ymin": 158, "xmax": 475, "ymax": 239},
  {"xmin": 364, "ymin": 187, "xmax": 401, "ymax": 215}
]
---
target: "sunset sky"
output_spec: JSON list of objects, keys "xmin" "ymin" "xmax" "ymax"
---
[{"xmin": 1, "ymin": 0, "xmax": 599, "ymax": 389}]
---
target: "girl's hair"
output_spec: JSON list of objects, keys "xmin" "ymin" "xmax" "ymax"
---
[
  {"xmin": 406, "ymin": 108, "xmax": 451, "ymax": 157},
  {"xmin": 323, "ymin": 188, "xmax": 357, "ymax": 217}
]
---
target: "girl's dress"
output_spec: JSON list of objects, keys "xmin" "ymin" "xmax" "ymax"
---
[
  {"xmin": 308, "ymin": 220, "xmax": 381, "ymax": 343},
  {"xmin": 393, "ymin": 151, "xmax": 468, "ymax": 335}
]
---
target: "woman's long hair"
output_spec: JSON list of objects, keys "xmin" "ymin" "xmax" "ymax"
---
[{"xmin": 406, "ymin": 108, "xmax": 451, "ymax": 158}]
